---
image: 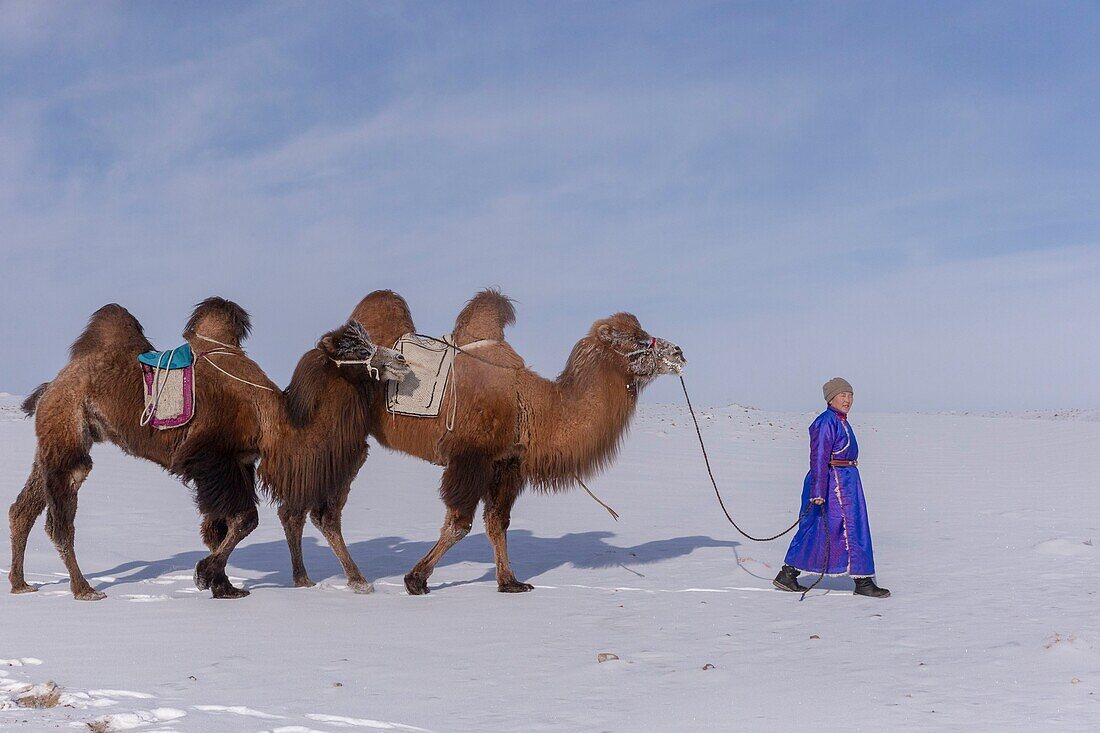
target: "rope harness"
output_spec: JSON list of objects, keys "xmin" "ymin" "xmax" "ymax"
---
[
  {"xmin": 192, "ymin": 333, "xmax": 275, "ymax": 392},
  {"xmin": 139, "ymin": 347, "xmax": 179, "ymax": 427},
  {"xmin": 678, "ymin": 375, "xmax": 829, "ymax": 600}
]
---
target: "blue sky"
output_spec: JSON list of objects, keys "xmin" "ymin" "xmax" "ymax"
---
[{"xmin": 1, "ymin": 1, "xmax": 1097, "ymax": 411}]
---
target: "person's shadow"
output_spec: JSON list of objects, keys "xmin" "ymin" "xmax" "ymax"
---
[{"xmin": 88, "ymin": 531, "xmax": 746, "ymax": 591}]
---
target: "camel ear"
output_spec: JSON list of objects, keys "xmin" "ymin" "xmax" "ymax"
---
[
  {"xmin": 597, "ymin": 325, "xmax": 616, "ymax": 344},
  {"xmin": 318, "ymin": 333, "xmax": 337, "ymax": 355}
]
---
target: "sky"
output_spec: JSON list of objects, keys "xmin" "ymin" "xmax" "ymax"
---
[{"xmin": 1, "ymin": 1, "xmax": 1097, "ymax": 412}]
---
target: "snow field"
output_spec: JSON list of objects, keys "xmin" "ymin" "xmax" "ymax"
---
[{"xmin": 0, "ymin": 398, "xmax": 1097, "ymax": 731}]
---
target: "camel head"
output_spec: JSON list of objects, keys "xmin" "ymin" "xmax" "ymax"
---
[
  {"xmin": 595, "ymin": 313, "xmax": 686, "ymax": 385},
  {"xmin": 319, "ymin": 320, "xmax": 410, "ymax": 383}
]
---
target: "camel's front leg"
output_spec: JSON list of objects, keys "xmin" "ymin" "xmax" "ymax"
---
[
  {"xmin": 278, "ymin": 504, "xmax": 314, "ymax": 588},
  {"xmin": 484, "ymin": 458, "xmax": 531, "ymax": 593},
  {"xmin": 311, "ymin": 482, "xmax": 372, "ymax": 594},
  {"xmin": 404, "ymin": 506, "xmax": 475, "ymax": 595}
]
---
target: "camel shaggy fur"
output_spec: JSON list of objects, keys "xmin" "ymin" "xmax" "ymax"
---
[
  {"xmin": 8, "ymin": 298, "xmax": 406, "ymax": 600},
  {"xmin": 277, "ymin": 288, "xmax": 686, "ymax": 595}
]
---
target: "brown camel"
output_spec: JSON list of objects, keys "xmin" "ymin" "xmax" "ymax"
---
[
  {"xmin": 277, "ymin": 288, "xmax": 686, "ymax": 595},
  {"xmin": 8, "ymin": 298, "xmax": 407, "ymax": 600},
  {"xmin": 257, "ymin": 318, "xmax": 414, "ymax": 594}
]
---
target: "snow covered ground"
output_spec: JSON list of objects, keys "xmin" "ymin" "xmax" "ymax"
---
[{"xmin": 0, "ymin": 394, "xmax": 1097, "ymax": 731}]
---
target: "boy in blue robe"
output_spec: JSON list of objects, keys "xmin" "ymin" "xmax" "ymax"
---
[{"xmin": 774, "ymin": 377, "xmax": 890, "ymax": 598}]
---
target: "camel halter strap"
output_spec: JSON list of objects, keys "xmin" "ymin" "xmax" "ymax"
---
[
  {"xmin": 621, "ymin": 336, "xmax": 657, "ymax": 359},
  {"xmin": 192, "ymin": 333, "xmax": 275, "ymax": 392},
  {"xmin": 329, "ymin": 341, "xmax": 381, "ymax": 380}
]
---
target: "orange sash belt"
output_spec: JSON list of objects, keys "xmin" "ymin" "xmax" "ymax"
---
[{"xmin": 829, "ymin": 459, "xmax": 858, "ymax": 467}]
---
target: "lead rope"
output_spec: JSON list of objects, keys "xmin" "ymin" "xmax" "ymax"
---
[
  {"xmin": 678, "ymin": 375, "xmax": 828, "ymax": 597},
  {"xmin": 799, "ymin": 507, "xmax": 828, "ymax": 601},
  {"xmin": 574, "ymin": 474, "xmax": 620, "ymax": 521}
]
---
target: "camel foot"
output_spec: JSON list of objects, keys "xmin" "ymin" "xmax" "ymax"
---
[
  {"xmin": 404, "ymin": 573, "xmax": 430, "ymax": 596},
  {"xmin": 211, "ymin": 582, "xmax": 250, "ymax": 600},
  {"xmin": 10, "ymin": 582, "xmax": 38, "ymax": 594},
  {"xmin": 348, "ymin": 579, "xmax": 375, "ymax": 595},
  {"xmin": 294, "ymin": 576, "xmax": 317, "ymax": 588},
  {"xmin": 194, "ymin": 557, "xmax": 232, "ymax": 593},
  {"xmin": 498, "ymin": 580, "xmax": 535, "ymax": 593},
  {"xmin": 74, "ymin": 587, "xmax": 107, "ymax": 601},
  {"xmin": 193, "ymin": 565, "xmax": 210, "ymax": 591}
]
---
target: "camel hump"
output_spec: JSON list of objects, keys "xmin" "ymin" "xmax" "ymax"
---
[
  {"xmin": 69, "ymin": 303, "xmax": 153, "ymax": 360},
  {"xmin": 453, "ymin": 288, "xmax": 516, "ymax": 343},
  {"xmin": 183, "ymin": 296, "xmax": 252, "ymax": 347},
  {"xmin": 349, "ymin": 290, "xmax": 415, "ymax": 346}
]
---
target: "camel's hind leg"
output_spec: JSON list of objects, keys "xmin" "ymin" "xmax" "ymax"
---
[
  {"xmin": 9, "ymin": 460, "xmax": 48, "ymax": 593},
  {"xmin": 404, "ymin": 453, "xmax": 488, "ymax": 595},
  {"xmin": 277, "ymin": 504, "xmax": 314, "ymax": 588},
  {"xmin": 484, "ymin": 458, "xmax": 531, "ymax": 593},
  {"xmin": 195, "ymin": 505, "xmax": 258, "ymax": 599},
  {"xmin": 187, "ymin": 455, "xmax": 259, "ymax": 600},
  {"xmin": 42, "ymin": 453, "xmax": 101, "ymax": 600},
  {"xmin": 311, "ymin": 482, "xmax": 372, "ymax": 594}
]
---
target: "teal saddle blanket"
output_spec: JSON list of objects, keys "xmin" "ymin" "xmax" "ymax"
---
[{"xmin": 137, "ymin": 343, "xmax": 194, "ymax": 369}]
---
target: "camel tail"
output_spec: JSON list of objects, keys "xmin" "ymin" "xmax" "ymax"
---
[
  {"xmin": 453, "ymin": 287, "xmax": 516, "ymax": 343},
  {"xmin": 21, "ymin": 383, "xmax": 50, "ymax": 417}
]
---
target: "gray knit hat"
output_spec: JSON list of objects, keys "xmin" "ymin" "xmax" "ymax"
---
[{"xmin": 823, "ymin": 377, "xmax": 854, "ymax": 403}]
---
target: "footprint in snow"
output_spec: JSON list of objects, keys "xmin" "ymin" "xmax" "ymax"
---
[
  {"xmin": 307, "ymin": 713, "xmax": 434, "ymax": 731},
  {"xmin": 193, "ymin": 704, "xmax": 284, "ymax": 719},
  {"xmin": 1, "ymin": 658, "xmax": 43, "ymax": 667},
  {"xmin": 83, "ymin": 707, "xmax": 186, "ymax": 731},
  {"xmin": 1034, "ymin": 539, "xmax": 1095, "ymax": 557}
]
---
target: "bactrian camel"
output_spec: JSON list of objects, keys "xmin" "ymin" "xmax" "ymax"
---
[
  {"xmin": 276, "ymin": 288, "xmax": 686, "ymax": 594},
  {"xmin": 8, "ymin": 298, "xmax": 407, "ymax": 600}
]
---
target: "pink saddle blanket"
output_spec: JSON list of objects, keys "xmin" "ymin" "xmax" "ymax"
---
[{"xmin": 140, "ymin": 362, "xmax": 195, "ymax": 429}]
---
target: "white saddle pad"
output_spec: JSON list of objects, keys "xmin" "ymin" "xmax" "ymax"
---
[{"xmin": 386, "ymin": 334, "xmax": 458, "ymax": 418}]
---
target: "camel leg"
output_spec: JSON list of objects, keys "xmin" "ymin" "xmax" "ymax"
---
[
  {"xmin": 278, "ymin": 504, "xmax": 314, "ymax": 588},
  {"xmin": 42, "ymin": 454, "xmax": 103, "ymax": 601},
  {"xmin": 199, "ymin": 514, "xmax": 228, "ymax": 551},
  {"xmin": 194, "ymin": 505, "xmax": 258, "ymax": 599},
  {"xmin": 310, "ymin": 483, "xmax": 372, "ymax": 594},
  {"xmin": 179, "ymin": 446, "xmax": 260, "ymax": 599},
  {"xmin": 9, "ymin": 460, "xmax": 47, "ymax": 594},
  {"xmin": 484, "ymin": 458, "xmax": 531, "ymax": 593},
  {"xmin": 404, "ymin": 454, "xmax": 488, "ymax": 595}
]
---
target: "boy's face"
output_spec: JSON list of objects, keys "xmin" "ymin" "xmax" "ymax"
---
[{"xmin": 829, "ymin": 391, "xmax": 853, "ymax": 413}]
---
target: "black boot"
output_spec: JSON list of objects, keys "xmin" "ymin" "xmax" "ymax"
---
[
  {"xmin": 772, "ymin": 565, "xmax": 807, "ymax": 592},
  {"xmin": 853, "ymin": 577, "xmax": 890, "ymax": 598}
]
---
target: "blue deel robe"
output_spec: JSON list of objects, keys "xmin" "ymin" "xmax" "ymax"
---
[{"xmin": 783, "ymin": 406, "xmax": 876, "ymax": 577}]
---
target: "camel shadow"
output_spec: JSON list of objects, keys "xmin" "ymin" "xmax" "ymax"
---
[{"xmin": 89, "ymin": 530, "xmax": 742, "ymax": 591}]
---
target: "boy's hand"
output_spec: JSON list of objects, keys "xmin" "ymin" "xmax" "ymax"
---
[{"xmin": 811, "ymin": 497, "xmax": 825, "ymax": 505}]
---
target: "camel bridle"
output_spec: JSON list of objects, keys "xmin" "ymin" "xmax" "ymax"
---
[
  {"xmin": 328, "ymin": 341, "xmax": 384, "ymax": 380},
  {"xmin": 619, "ymin": 335, "xmax": 684, "ymax": 376}
]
